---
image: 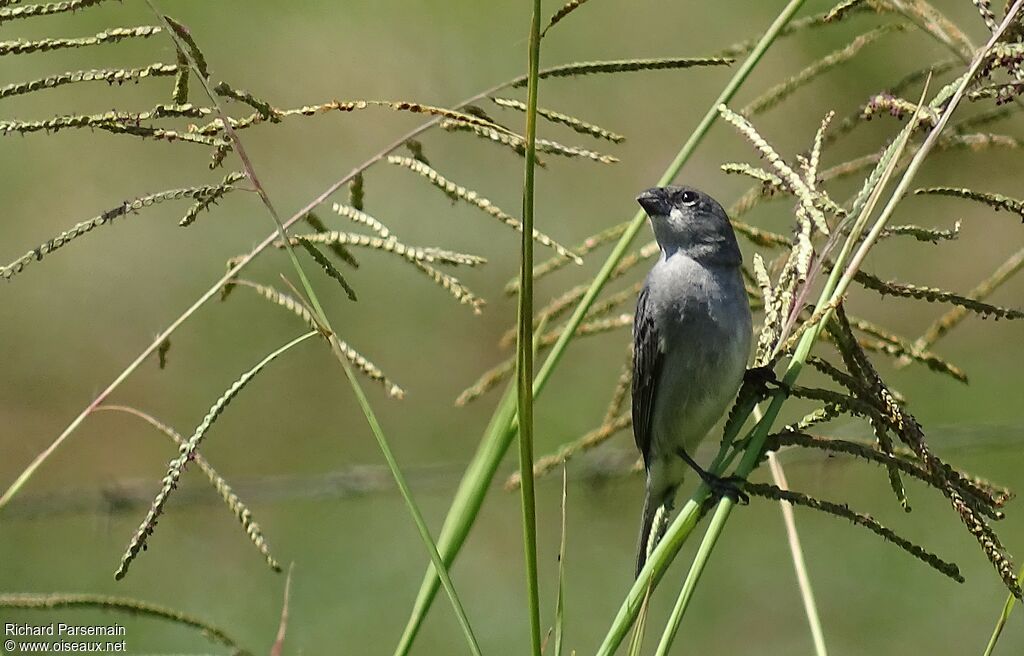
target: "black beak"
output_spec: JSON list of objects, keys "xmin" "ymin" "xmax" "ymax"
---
[{"xmin": 636, "ymin": 187, "xmax": 669, "ymax": 216}]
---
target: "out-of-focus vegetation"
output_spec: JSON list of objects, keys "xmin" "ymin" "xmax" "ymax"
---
[{"xmin": 1, "ymin": 1, "xmax": 1024, "ymax": 654}]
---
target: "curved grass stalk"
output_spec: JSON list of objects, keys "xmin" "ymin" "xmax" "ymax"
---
[{"xmin": 768, "ymin": 450, "xmax": 828, "ymax": 656}]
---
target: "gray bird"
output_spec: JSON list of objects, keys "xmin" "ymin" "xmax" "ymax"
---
[{"xmin": 632, "ymin": 185, "xmax": 752, "ymax": 576}]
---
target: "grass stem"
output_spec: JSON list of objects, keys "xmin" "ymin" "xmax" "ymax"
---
[{"xmin": 517, "ymin": 0, "xmax": 545, "ymax": 653}]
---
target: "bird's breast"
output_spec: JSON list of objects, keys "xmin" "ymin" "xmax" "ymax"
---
[{"xmin": 648, "ymin": 257, "xmax": 752, "ymax": 461}]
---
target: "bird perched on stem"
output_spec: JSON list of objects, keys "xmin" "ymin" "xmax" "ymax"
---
[{"xmin": 632, "ymin": 185, "xmax": 752, "ymax": 576}]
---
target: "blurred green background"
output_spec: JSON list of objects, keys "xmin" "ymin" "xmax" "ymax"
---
[{"xmin": 2, "ymin": 1, "xmax": 1023, "ymax": 654}]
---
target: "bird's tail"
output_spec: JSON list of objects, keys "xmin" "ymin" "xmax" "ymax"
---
[{"xmin": 635, "ymin": 481, "xmax": 677, "ymax": 578}]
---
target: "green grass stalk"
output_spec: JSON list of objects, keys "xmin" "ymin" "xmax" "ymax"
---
[{"xmin": 517, "ymin": 0, "xmax": 545, "ymax": 653}]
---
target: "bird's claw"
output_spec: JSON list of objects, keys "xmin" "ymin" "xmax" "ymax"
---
[
  {"xmin": 703, "ymin": 473, "xmax": 750, "ymax": 505},
  {"xmin": 744, "ymin": 365, "xmax": 790, "ymax": 398}
]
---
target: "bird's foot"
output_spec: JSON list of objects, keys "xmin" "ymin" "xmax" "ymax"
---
[
  {"xmin": 699, "ymin": 471, "xmax": 750, "ymax": 505},
  {"xmin": 744, "ymin": 365, "xmax": 790, "ymax": 398},
  {"xmin": 673, "ymin": 447, "xmax": 750, "ymax": 505}
]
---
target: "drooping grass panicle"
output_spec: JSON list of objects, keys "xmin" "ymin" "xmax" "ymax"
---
[
  {"xmin": 509, "ymin": 57, "xmax": 733, "ymax": 87},
  {"xmin": 1, "ymin": 181, "xmax": 244, "ymax": 281},
  {"xmin": 114, "ymin": 330, "xmax": 316, "ymax": 580},
  {"xmin": 172, "ymin": 47, "xmax": 189, "ymax": 104},
  {"xmin": 541, "ymin": 313, "xmax": 632, "ymax": 346},
  {"xmin": 0, "ymin": 593, "xmax": 245, "ymax": 651},
  {"xmin": 412, "ymin": 261, "xmax": 485, "ymax": 314},
  {"xmin": 768, "ymin": 430, "xmax": 1008, "ymax": 513},
  {"xmin": 459, "ymin": 313, "xmax": 631, "ymax": 408},
  {"xmin": 295, "ymin": 239, "xmax": 358, "ymax": 302},
  {"xmin": 804, "ymin": 110, "xmax": 834, "ymax": 187},
  {"xmin": 908, "ymin": 245, "xmax": 1024, "ymax": 354},
  {"xmin": 970, "ymin": 80, "xmax": 1024, "ymax": 105},
  {"xmin": 504, "ymin": 220, "xmax": 631, "ymax": 295},
  {"xmin": 914, "ymin": 186, "xmax": 1024, "ymax": 221},
  {"xmin": 331, "ymin": 203, "xmax": 392, "ymax": 239},
  {"xmin": 542, "ymin": 0, "xmax": 592, "ymax": 35},
  {"xmin": 499, "ymin": 281, "xmax": 640, "ymax": 349},
  {"xmin": 0, "ymin": 0, "xmax": 110, "ymax": 23},
  {"xmin": 440, "ymin": 119, "xmax": 619, "ymax": 163},
  {"xmin": 162, "ymin": 15, "xmax": 210, "ymax": 79},
  {"xmin": 0, "ymin": 106, "xmax": 221, "ymax": 139},
  {"xmin": 194, "ymin": 99, "xmax": 514, "ymax": 137},
  {"xmin": 752, "ymin": 253, "xmax": 781, "ymax": 366},
  {"xmin": 0, "ymin": 63, "xmax": 179, "ymax": 100},
  {"xmin": 828, "ymin": 305, "xmax": 1020, "ymax": 596},
  {"xmin": 280, "ymin": 231, "xmax": 485, "ymax": 268},
  {"xmin": 0, "ymin": 25, "xmax": 162, "ymax": 56},
  {"xmin": 349, "ymin": 172, "xmax": 365, "ymax": 210},
  {"xmin": 386, "ymin": 155, "xmax": 582, "ymax": 262},
  {"xmin": 506, "ymin": 340, "xmax": 634, "ymax": 490},
  {"xmin": 889, "ymin": 0, "xmax": 975, "ymax": 61},
  {"xmin": 94, "ymin": 404, "xmax": 281, "ymax": 572},
  {"xmin": 716, "ymin": 1, "xmax": 882, "ymax": 60},
  {"xmin": 717, "ymin": 105, "xmax": 831, "ymax": 234},
  {"xmin": 940, "ymin": 131, "xmax": 1024, "ymax": 151},
  {"xmin": 456, "ymin": 359, "xmax": 514, "ymax": 407},
  {"xmin": 821, "ymin": 319, "xmax": 910, "ymax": 509},
  {"xmin": 974, "ymin": 0, "xmax": 1000, "ymax": 31},
  {"xmin": 179, "ymin": 171, "xmax": 245, "ymax": 227},
  {"xmin": 215, "ymin": 81, "xmax": 280, "ymax": 122},
  {"xmin": 228, "ymin": 280, "xmax": 405, "ymax": 398},
  {"xmin": 843, "ymin": 314, "xmax": 968, "ymax": 381},
  {"xmin": 490, "ymin": 96, "xmax": 625, "ymax": 142},
  {"xmin": 720, "ymin": 162, "xmax": 787, "ymax": 192},
  {"xmin": 304, "ymin": 212, "xmax": 359, "ymax": 268},
  {"xmin": 879, "ymin": 220, "xmax": 961, "ymax": 242},
  {"xmin": 851, "ymin": 268, "xmax": 1024, "ymax": 319},
  {"xmin": 824, "ymin": 0, "xmax": 880, "ymax": 23},
  {"xmin": 742, "ymin": 24, "xmax": 904, "ymax": 116},
  {"xmin": 745, "ymin": 483, "xmax": 963, "ymax": 581}
]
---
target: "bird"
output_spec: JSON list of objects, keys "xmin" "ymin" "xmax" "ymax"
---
[{"xmin": 632, "ymin": 185, "xmax": 752, "ymax": 576}]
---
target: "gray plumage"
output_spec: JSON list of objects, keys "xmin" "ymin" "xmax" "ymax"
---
[{"xmin": 632, "ymin": 185, "xmax": 752, "ymax": 576}]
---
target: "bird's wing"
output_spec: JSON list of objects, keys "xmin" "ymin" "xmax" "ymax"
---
[{"xmin": 632, "ymin": 283, "xmax": 664, "ymax": 467}]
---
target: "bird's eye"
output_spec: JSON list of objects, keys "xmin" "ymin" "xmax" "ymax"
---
[{"xmin": 680, "ymin": 190, "xmax": 699, "ymax": 206}]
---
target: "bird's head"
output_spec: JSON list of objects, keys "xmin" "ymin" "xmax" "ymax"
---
[{"xmin": 636, "ymin": 185, "xmax": 742, "ymax": 266}]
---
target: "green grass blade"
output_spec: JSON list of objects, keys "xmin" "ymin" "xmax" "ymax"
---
[
  {"xmin": 554, "ymin": 467, "xmax": 567, "ymax": 656},
  {"xmin": 983, "ymin": 593, "xmax": 1016, "ymax": 656},
  {"xmin": 654, "ymin": 501, "xmax": 732, "ymax": 656}
]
